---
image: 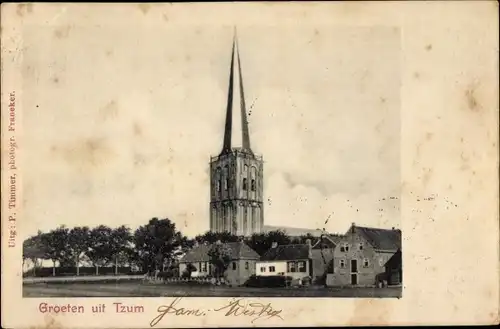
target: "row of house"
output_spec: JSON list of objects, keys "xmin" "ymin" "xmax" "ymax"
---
[{"xmin": 179, "ymin": 223, "xmax": 402, "ymax": 287}]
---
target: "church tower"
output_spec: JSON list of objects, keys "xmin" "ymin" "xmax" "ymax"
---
[{"xmin": 209, "ymin": 33, "xmax": 264, "ymax": 236}]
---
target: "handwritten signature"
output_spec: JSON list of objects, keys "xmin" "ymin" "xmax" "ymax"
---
[
  {"xmin": 213, "ymin": 298, "xmax": 283, "ymax": 323},
  {"xmin": 149, "ymin": 297, "xmax": 283, "ymax": 327}
]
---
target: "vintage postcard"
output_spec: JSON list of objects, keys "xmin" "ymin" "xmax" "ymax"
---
[{"xmin": 1, "ymin": 2, "xmax": 499, "ymax": 328}]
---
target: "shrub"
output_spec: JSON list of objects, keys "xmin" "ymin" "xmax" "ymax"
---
[{"xmin": 244, "ymin": 275, "xmax": 293, "ymax": 288}]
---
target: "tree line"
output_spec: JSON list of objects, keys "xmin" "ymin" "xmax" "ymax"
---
[{"xmin": 23, "ymin": 217, "xmax": 318, "ymax": 277}]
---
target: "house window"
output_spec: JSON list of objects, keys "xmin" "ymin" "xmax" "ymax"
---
[
  {"xmin": 260, "ymin": 267, "xmax": 266, "ymax": 272},
  {"xmin": 245, "ymin": 262, "xmax": 249, "ymax": 270},
  {"xmin": 251, "ymin": 179, "xmax": 256, "ymax": 191},
  {"xmin": 232, "ymin": 262, "xmax": 236, "ymax": 270},
  {"xmin": 340, "ymin": 259, "xmax": 346, "ymax": 268},
  {"xmin": 359, "ymin": 242, "xmax": 364, "ymax": 251},
  {"xmin": 379, "ymin": 257, "xmax": 384, "ymax": 267},
  {"xmin": 363, "ymin": 258, "xmax": 369, "ymax": 267},
  {"xmin": 340, "ymin": 243, "xmax": 349, "ymax": 252},
  {"xmin": 202, "ymin": 262, "xmax": 207, "ymax": 272},
  {"xmin": 287, "ymin": 261, "xmax": 296, "ymax": 273},
  {"xmin": 298, "ymin": 261, "xmax": 306, "ymax": 273},
  {"xmin": 269, "ymin": 266, "xmax": 276, "ymax": 273},
  {"xmin": 243, "ymin": 178, "xmax": 247, "ymax": 190}
]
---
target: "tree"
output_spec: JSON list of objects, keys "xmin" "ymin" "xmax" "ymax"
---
[
  {"xmin": 195, "ymin": 231, "xmax": 239, "ymax": 244},
  {"xmin": 109, "ymin": 225, "xmax": 132, "ymax": 275},
  {"xmin": 40, "ymin": 226, "xmax": 71, "ymax": 276},
  {"xmin": 23, "ymin": 231, "xmax": 44, "ymax": 276},
  {"xmin": 182, "ymin": 263, "xmax": 197, "ymax": 278},
  {"xmin": 246, "ymin": 230, "xmax": 292, "ymax": 256},
  {"xmin": 133, "ymin": 218, "xmax": 180, "ymax": 274},
  {"xmin": 295, "ymin": 233, "xmax": 317, "ymax": 245},
  {"xmin": 208, "ymin": 242, "xmax": 233, "ymax": 280},
  {"xmin": 86, "ymin": 225, "xmax": 114, "ymax": 275},
  {"xmin": 67, "ymin": 226, "xmax": 90, "ymax": 276}
]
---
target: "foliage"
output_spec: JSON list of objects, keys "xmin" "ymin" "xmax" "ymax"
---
[
  {"xmin": 246, "ymin": 230, "xmax": 292, "ymax": 255},
  {"xmin": 67, "ymin": 226, "xmax": 90, "ymax": 273},
  {"xmin": 245, "ymin": 274, "xmax": 293, "ymax": 288},
  {"xmin": 109, "ymin": 225, "xmax": 133, "ymax": 272},
  {"xmin": 40, "ymin": 226, "xmax": 73, "ymax": 266},
  {"xmin": 86, "ymin": 225, "xmax": 118, "ymax": 273},
  {"xmin": 23, "ymin": 231, "xmax": 44, "ymax": 275},
  {"xmin": 207, "ymin": 242, "xmax": 233, "ymax": 278},
  {"xmin": 194, "ymin": 231, "xmax": 239, "ymax": 244},
  {"xmin": 182, "ymin": 263, "xmax": 197, "ymax": 278},
  {"xmin": 133, "ymin": 218, "xmax": 180, "ymax": 274},
  {"xmin": 293, "ymin": 233, "xmax": 317, "ymax": 245}
]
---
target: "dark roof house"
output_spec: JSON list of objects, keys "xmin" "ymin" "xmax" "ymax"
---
[
  {"xmin": 180, "ymin": 241, "xmax": 260, "ymax": 263},
  {"xmin": 350, "ymin": 224, "xmax": 402, "ymax": 252},
  {"xmin": 260, "ymin": 243, "xmax": 312, "ymax": 261},
  {"xmin": 312, "ymin": 234, "xmax": 345, "ymax": 249}
]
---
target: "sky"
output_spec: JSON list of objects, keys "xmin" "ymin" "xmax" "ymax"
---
[{"xmin": 21, "ymin": 24, "xmax": 401, "ymax": 239}]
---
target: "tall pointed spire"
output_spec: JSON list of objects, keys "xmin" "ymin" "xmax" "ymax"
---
[
  {"xmin": 222, "ymin": 34, "xmax": 236, "ymax": 153},
  {"xmin": 221, "ymin": 29, "xmax": 253, "ymax": 155},
  {"xmin": 236, "ymin": 35, "xmax": 252, "ymax": 151}
]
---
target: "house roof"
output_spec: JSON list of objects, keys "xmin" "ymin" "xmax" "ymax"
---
[
  {"xmin": 385, "ymin": 249, "xmax": 402, "ymax": 268},
  {"xmin": 260, "ymin": 244, "xmax": 311, "ymax": 261},
  {"xmin": 312, "ymin": 234, "xmax": 345, "ymax": 249},
  {"xmin": 262, "ymin": 225, "xmax": 323, "ymax": 237},
  {"xmin": 353, "ymin": 226, "xmax": 402, "ymax": 251},
  {"xmin": 180, "ymin": 242, "xmax": 260, "ymax": 263}
]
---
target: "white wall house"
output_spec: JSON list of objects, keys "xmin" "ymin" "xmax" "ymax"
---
[
  {"xmin": 256, "ymin": 241, "xmax": 313, "ymax": 280},
  {"xmin": 256, "ymin": 261, "xmax": 287, "ymax": 276}
]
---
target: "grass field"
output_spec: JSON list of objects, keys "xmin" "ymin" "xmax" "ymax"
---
[{"xmin": 23, "ymin": 282, "xmax": 402, "ymax": 298}]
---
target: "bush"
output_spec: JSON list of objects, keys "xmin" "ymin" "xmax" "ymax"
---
[
  {"xmin": 244, "ymin": 275, "xmax": 293, "ymax": 288},
  {"xmin": 157, "ymin": 270, "xmax": 177, "ymax": 280}
]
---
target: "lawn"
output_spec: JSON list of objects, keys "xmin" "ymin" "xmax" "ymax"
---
[{"xmin": 23, "ymin": 282, "xmax": 402, "ymax": 298}]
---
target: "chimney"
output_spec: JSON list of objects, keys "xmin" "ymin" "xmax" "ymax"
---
[{"xmin": 271, "ymin": 242, "xmax": 278, "ymax": 248}]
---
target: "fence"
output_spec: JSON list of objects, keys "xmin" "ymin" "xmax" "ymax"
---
[
  {"xmin": 23, "ymin": 266, "xmax": 139, "ymax": 277},
  {"xmin": 23, "ymin": 274, "xmax": 146, "ymax": 284},
  {"xmin": 145, "ymin": 275, "xmax": 219, "ymax": 286}
]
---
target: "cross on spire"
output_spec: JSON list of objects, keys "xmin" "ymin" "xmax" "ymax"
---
[{"xmin": 221, "ymin": 29, "xmax": 253, "ymax": 155}]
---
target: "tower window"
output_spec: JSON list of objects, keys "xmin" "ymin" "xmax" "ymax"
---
[
  {"xmin": 251, "ymin": 179, "xmax": 256, "ymax": 191},
  {"xmin": 217, "ymin": 180, "xmax": 221, "ymax": 192},
  {"xmin": 225, "ymin": 178, "xmax": 229, "ymax": 190},
  {"xmin": 242, "ymin": 178, "xmax": 247, "ymax": 190}
]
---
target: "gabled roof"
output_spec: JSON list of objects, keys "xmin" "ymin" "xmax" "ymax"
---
[
  {"xmin": 260, "ymin": 244, "xmax": 311, "ymax": 261},
  {"xmin": 352, "ymin": 225, "xmax": 402, "ymax": 251},
  {"xmin": 262, "ymin": 225, "xmax": 323, "ymax": 237},
  {"xmin": 180, "ymin": 242, "xmax": 260, "ymax": 263},
  {"xmin": 312, "ymin": 234, "xmax": 345, "ymax": 249}
]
